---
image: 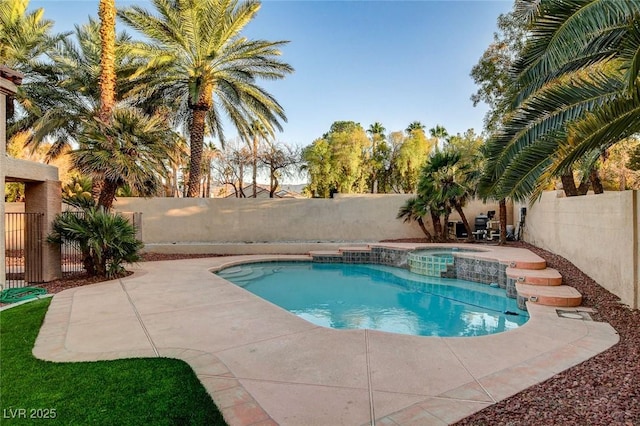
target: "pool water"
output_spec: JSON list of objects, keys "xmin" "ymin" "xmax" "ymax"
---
[{"xmin": 216, "ymin": 262, "xmax": 528, "ymax": 337}]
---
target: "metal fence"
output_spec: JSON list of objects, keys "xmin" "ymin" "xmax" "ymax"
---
[
  {"xmin": 4, "ymin": 212, "xmax": 44, "ymax": 288},
  {"xmin": 61, "ymin": 211, "xmax": 85, "ymax": 277},
  {"xmin": 4, "ymin": 210, "xmax": 141, "ymax": 287}
]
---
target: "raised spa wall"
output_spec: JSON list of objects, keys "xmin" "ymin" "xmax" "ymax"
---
[{"xmin": 309, "ymin": 244, "xmax": 580, "ymax": 312}]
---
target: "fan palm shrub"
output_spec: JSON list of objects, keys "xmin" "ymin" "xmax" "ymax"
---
[{"xmin": 48, "ymin": 205, "xmax": 143, "ymax": 278}]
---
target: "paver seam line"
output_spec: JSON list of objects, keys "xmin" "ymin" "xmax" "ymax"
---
[
  {"xmin": 369, "ymin": 387, "xmax": 494, "ymax": 404},
  {"xmin": 442, "ymin": 338, "xmax": 497, "ymax": 403},
  {"xmin": 210, "ymin": 325, "xmax": 324, "ymax": 355},
  {"xmin": 365, "ymin": 329, "xmax": 376, "ymax": 426},
  {"xmin": 130, "ymin": 296, "xmax": 287, "ymax": 317},
  {"xmin": 218, "ymin": 375, "xmax": 371, "ymax": 392},
  {"xmin": 119, "ymin": 278, "xmax": 159, "ymax": 357}
]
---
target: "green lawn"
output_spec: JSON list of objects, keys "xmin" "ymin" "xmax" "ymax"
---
[{"xmin": 0, "ymin": 298, "xmax": 226, "ymax": 425}]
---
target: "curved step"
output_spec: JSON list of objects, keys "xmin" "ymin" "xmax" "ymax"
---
[
  {"xmin": 217, "ymin": 266, "xmax": 255, "ymax": 279},
  {"xmin": 506, "ymin": 267, "xmax": 562, "ymax": 286},
  {"xmin": 309, "ymin": 250, "xmax": 341, "ymax": 256},
  {"xmin": 338, "ymin": 246, "xmax": 372, "ymax": 253},
  {"xmin": 516, "ymin": 283, "xmax": 582, "ymax": 307}
]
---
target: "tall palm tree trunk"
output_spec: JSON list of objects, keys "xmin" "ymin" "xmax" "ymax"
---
[
  {"xmin": 98, "ymin": 0, "xmax": 116, "ymax": 122},
  {"xmin": 187, "ymin": 107, "xmax": 207, "ymax": 197},
  {"xmin": 416, "ymin": 218, "xmax": 433, "ymax": 242},
  {"xmin": 453, "ymin": 202, "xmax": 474, "ymax": 242},
  {"xmin": 430, "ymin": 211, "xmax": 443, "ymax": 242},
  {"xmin": 560, "ymin": 173, "xmax": 579, "ymax": 196},
  {"xmin": 589, "ymin": 169, "xmax": 604, "ymax": 194},
  {"xmin": 499, "ymin": 198, "xmax": 507, "ymax": 245},
  {"xmin": 98, "ymin": 180, "xmax": 118, "ymax": 210},
  {"xmin": 95, "ymin": 0, "xmax": 116, "ymax": 207},
  {"xmin": 252, "ymin": 135, "xmax": 258, "ymax": 197}
]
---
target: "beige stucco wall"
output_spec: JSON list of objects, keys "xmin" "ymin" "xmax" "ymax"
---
[
  {"xmin": 524, "ymin": 190, "xmax": 639, "ymax": 309},
  {"xmin": 113, "ymin": 195, "xmax": 502, "ymax": 248},
  {"xmin": 5, "ymin": 157, "xmax": 59, "ymax": 182},
  {"xmin": 1, "ymin": 77, "xmax": 16, "ymax": 284}
]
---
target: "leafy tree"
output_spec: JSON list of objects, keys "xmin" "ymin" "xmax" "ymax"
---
[
  {"xmin": 210, "ymin": 138, "xmax": 252, "ymax": 197},
  {"xmin": 118, "ymin": 0, "xmax": 293, "ymax": 198},
  {"xmin": 392, "ymin": 127, "xmax": 434, "ymax": 193},
  {"xmin": 471, "ymin": 7, "xmax": 528, "ymax": 243},
  {"xmin": 302, "ymin": 121, "xmax": 370, "ymax": 196},
  {"xmin": 260, "ymin": 142, "xmax": 301, "ymax": 197},
  {"xmin": 470, "ymin": 8, "xmax": 528, "ymax": 133},
  {"xmin": 301, "ymin": 138, "xmax": 335, "ymax": 198}
]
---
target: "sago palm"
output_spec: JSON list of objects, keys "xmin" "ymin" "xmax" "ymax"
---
[{"xmin": 118, "ymin": 0, "xmax": 293, "ymax": 197}]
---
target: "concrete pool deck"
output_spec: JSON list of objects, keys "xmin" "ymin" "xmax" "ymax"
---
[{"xmin": 33, "ymin": 255, "xmax": 619, "ymax": 425}]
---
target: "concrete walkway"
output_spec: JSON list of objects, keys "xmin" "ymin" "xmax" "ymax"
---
[{"xmin": 33, "ymin": 256, "xmax": 619, "ymax": 425}]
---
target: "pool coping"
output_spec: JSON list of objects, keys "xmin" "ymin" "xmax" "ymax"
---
[{"xmin": 32, "ymin": 252, "xmax": 619, "ymax": 425}]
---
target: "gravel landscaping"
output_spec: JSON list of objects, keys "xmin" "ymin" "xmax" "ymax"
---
[
  {"xmin": 4, "ymin": 243, "xmax": 638, "ymax": 425},
  {"xmin": 455, "ymin": 242, "xmax": 639, "ymax": 426}
]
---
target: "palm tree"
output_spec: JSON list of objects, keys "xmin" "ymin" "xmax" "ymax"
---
[
  {"xmin": 480, "ymin": 0, "xmax": 640, "ymax": 202},
  {"xmin": 429, "ymin": 124, "xmax": 449, "ymax": 152},
  {"xmin": 11, "ymin": 18, "xmax": 151, "ymax": 160},
  {"xmin": 248, "ymin": 120, "xmax": 268, "ymax": 197},
  {"xmin": 0, "ymin": 0, "xmax": 61, "ymax": 67},
  {"xmin": 405, "ymin": 121, "xmax": 425, "ymax": 135},
  {"xmin": 71, "ymin": 107, "xmax": 177, "ymax": 209},
  {"xmin": 397, "ymin": 197, "xmax": 433, "ymax": 241},
  {"xmin": 118, "ymin": 0, "xmax": 294, "ymax": 198},
  {"xmin": 419, "ymin": 150, "xmax": 477, "ymax": 241},
  {"xmin": 98, "ymin": 0, "xmax": 116, "ymax": 122},
  {"xmin": 367, "ymin": 122, "xmax": 386, "ymax": 193}
]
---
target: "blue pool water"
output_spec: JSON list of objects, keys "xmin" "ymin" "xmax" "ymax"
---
[{"xmin": 216, "ymin": 262, "xmax": 528, "ymax": 337}]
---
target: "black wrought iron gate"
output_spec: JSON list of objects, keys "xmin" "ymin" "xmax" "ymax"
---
[{"xmin": 4, "ymin": 212, "xmax": 44, "ymax": 288}]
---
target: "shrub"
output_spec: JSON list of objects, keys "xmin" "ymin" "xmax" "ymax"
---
[{"xmin": 48, "ymin": 207, "xmax": 143, "ymax": 278}]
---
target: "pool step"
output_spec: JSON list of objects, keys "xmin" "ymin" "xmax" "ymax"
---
[
  {"xmin": 506, "ymin": 267, "xmax": 562, "ymax": 286},
  {"xmin": 217, "ymin": 266, "xmax": 269, "ymax": 286},
  {"xmin": 516, "ymin": 283, "xmax": 582, "ymax": 308},
  {"xmin": 309, "ymin": 243, "xmax": 583, "ymax": 310},
  {"xmin": 217, "ymin": 266, "xmax": 257, "ymax": 279}
]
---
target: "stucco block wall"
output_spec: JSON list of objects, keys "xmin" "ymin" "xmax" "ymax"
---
[
  {"xmin": 113, "ymin": 196, "xmax": 502, "ymax": 246},
  {"xmin": 114, "ymin": 195, "xmax": 424, "ymax": 244},
  {"xmin": 524, "ymin": 191, "xmax": 639, "ymax": 309}
]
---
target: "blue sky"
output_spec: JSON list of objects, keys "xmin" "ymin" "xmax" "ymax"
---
[{"xmin": 30, "ymin": 0, "xmax": 512, "ymax": 147}]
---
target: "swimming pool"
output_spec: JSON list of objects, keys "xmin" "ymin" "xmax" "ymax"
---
[{"xmin": 216, "ymin": 262, "xmax": 528, "ymax": 337}]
